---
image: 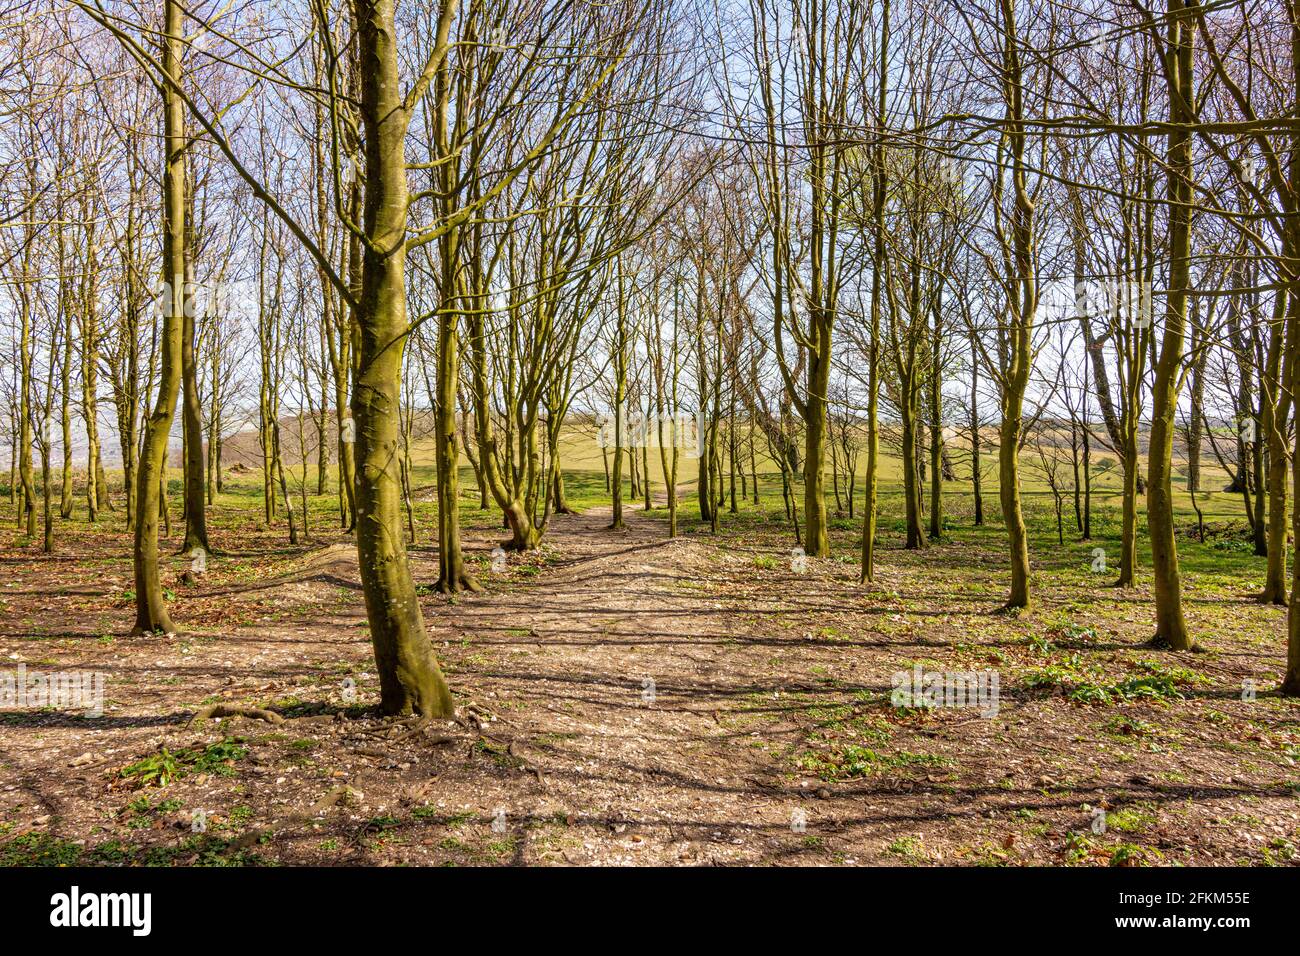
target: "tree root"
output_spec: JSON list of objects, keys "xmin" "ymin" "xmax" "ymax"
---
[
  {"xmin": 435, "ymin": 573, "xmax": 483, "ymax": 594},
  {"xmin": 310, "ymin": 785, "xmax": 364, "ymax": 815},
  {"xmin": 500, "ymin": 537, "xmax": 541, "ymax": 553},
  {"xmin": 1144, "ymin": 634, "xmax": 1205, "ymax": 653},
  {"xmin": 455, "ymin": 702, "xmax": 498, "ymax": 733},
  {"xmin": 507, "ymin": 740, "xmax": 544, "ymax": 782},
  {"xmin": 188, "ymin": 703, "xmax": 284, "ymax": 726}
]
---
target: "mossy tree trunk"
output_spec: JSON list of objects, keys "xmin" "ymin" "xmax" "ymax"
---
[
  {"xmin": 349, "ymin": 0, "xmax": 455, "ymax": 716},
  {"xmin": 860, "ymin": 0, "xmax": 889, "ymax": 582},
  {"xmin": 993, "ymin": 0, "xmax": 1036, "ymax": 611},
  {"xmin": 1261, "ymin": 301, "xmax": 1289, "ymax": 605},
  {"xmin": 1146, "ymin": 0, "xmax": 1194, "ymax": 650},
  {"xmin": 928, "ymin": 291, "xmax": 944, "ymax": 540},
  {"xmin": 131, "ymin": 0, "xmax": 186, "ymax": 636}
]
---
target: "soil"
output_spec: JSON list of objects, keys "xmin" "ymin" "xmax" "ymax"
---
[{"xmin": 1, "ymin": 501, "xmax": 1298, "ymax": 866}]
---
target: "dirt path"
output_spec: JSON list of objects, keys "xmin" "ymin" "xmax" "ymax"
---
[{"xmin": 442, "ymin": 503, "xmax": 808, "ymax": 864}]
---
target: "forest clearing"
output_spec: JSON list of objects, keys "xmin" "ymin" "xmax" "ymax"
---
[{"xmin": 1, "ymin": 444, "xmax": 1297, "ymax": 868}]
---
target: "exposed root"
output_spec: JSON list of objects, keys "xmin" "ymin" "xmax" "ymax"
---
[
  {"xmin": 435, "ymin": 573, "xmax": 483, "ymax": 594},
  {"xmin": 310, "ymin": 785, "xmax": 364, "ymax": 815},
  {"xmin": 188, "ymin": 703, "xmax": 285, "ymax": 726},
  {"xmin": 1143, "ymin": 633, "xmax": 1204, "ymax": 653},
  {"xmin": 455, "ymin": 702, "xmax": 498, "ymax": 733},
  {"xmin": 500, "ymin": 540, "xmax": 529, "ymax": 553},
  {"xmin": 507, "ymin": 740, "xmax": 545, "ymax": 782}
]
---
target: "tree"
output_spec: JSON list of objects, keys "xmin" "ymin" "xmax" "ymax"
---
[
  {"xmin": 130, "ymin": 0, "xmax": 187, "ymax": 635},
  {"xmin": 1143, "ymin": 0, "xmax": 1196, "ymax": 650}
]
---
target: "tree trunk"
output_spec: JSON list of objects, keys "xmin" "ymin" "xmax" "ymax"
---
[
  {"xmin": 995, "ymin": 0, "xmax": 1034, "ymax": 611},
  {"xmin": 1281, "ymin": 7, "xmax": 1300, "ymax": 696},
  {"xmin": 1262, "ymin": 291, "xmax": 1290, "ymax": 604},
  {"xmin": 180, "ymin": 192, "xmax": 209, "ymax": 554},
  {"xmin": 434, "ymin": 307, "xmax": 477, "ymax": 591},
  {"xmin": 1118, "ymin": 429, "xmax": 1139, "ymax": 587},
  {"xmin": 970, "ymin": 330, "xmax": 983, "ymax": 526},
  {"xmin": 999, "ymin": 411, "xmax": 1030, "ymax": 609},
  {"xmin": 349, "ymin": 0, "xmax": 455, "ymax": 717},
  {"xmin": 132, "ymin": 0, "xmax": 186, "ymax": 636},
  {"xmin": 1146, "ymin": 0, "xmax": 1194, "ymax": 650},
  {"xmin": 901, "ymin": 392, "xmax": 926, "ymax": 550},
  {"xmin": 927, "ymin": 287, "xmax": 944, "ymax": 539}
]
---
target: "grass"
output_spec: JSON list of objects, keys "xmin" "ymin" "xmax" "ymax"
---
[
  {"xmin": 797, "ymin": 743, "xmax": 950, "ymax": 782},
  {"xmin": 885, "ymin": 835, "xmax": 928, "ymax": 861},
  {"xmin": 0, "ymin": 830, "xmax": 269, "ymax": 867}
]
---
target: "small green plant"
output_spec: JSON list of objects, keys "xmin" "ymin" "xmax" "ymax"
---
[
  {"xmin": 1052, "ymin": 622, "xmax": 1099, "ymax": 643},
  {"xmin": 1028, "ymin": 633, "xmax": 1055, "ymax": 656},
  {"xmin": 189, "ymin": 739, "xmax": 248, "ymax": 775},
  {"xmin": 1261, "ymin": 838, "xmax": 1296, "ymax": 865},
  {"xmin": 1110, "ymin": 842, "xmax": 1162, "ymax": 867},
  {"xmin": 1027, "ymin": 659, "xmax": 1202, "ymax": 706},
  {"xmin": 0, "ymin": 832, "xmax": 84, "ymax": 866},
  {"xmin": 1102, "ymin": 715, "xmax": 1156, "ymax": 738},
  {"xmin": 1064, "ymin": 831, "xmax": 1094, "ymax": 864},
  {"xmin": 1108, "ymin": 804, "xmax": 1157, "ymax": 833},
  {"xmin": 365, "ymin": 814, "xmax": 401, "ymax": 832},
  {"xmin": 124, "ymin": 795, "xmax": 184, "ymax": 827},
  {"xmin": 120, "ymin": 738, "xmax": 248, "ymax": 787},
  {"xmin": 120, "ymin": 747, "xmax": 182, "ymax": 787},
  {"xmin": 885, "ymin": 835, "xmax": 926, "ymax": 860}
]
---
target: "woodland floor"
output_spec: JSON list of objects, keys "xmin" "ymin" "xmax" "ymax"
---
[{"xmin": 1, "ymin": 481, "xmax": 1299, "ymax": 866}]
